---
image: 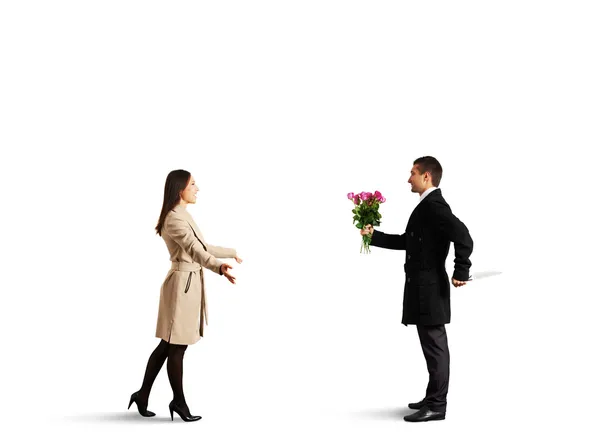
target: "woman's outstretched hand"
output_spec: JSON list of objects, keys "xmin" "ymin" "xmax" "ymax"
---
[
  {"xmin": 234, "ymin": 256, "xmax": 243, "ymax": 264},
  {"xmin": 220, "ymin": 263, "xmax": 236, "ymax": 284}
]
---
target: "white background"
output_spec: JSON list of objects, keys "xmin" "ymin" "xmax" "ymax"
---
[{"xmin": 1, "ymin": 1, "xmax": 599, "ymax": 445}]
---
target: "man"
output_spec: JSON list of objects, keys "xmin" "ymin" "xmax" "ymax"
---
[{"xmin": 360, "ymin": 156, "xmax": 473, "ymax": 422}]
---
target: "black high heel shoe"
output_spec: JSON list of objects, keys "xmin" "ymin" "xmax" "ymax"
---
[
  {"xmin": 128, "ymin": 391, "xmax": 156, "ymax": 417},
  {"xmin": 169, "ymin": 400, "xmax": 202, "ymax": 422}
]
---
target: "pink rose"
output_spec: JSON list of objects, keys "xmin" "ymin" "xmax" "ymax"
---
[
  {"xmin": 347, "ymin": 192, "xmax": 355, "ymax": 200},
  {"xmin": 353, "ymin": 196, "xmax": 360, "ymax": 205},
  {"xmin": 380, "ymin": 197, "xmax": 386, "ymax": 203},
  {"xmin": 360, "ymin": 192, "xmax": 369, "ymax": 201},
  {"xmin": 374, "ymin": 191, "xmax": 382, "ymax": 199}
]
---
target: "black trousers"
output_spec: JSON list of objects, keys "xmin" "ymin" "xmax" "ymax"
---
[{"xmin": 416, "ymin": 324, "xmax": 450, "ymax": 412}]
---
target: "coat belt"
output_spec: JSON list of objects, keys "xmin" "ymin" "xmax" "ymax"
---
[
  {"xmin": 171, "ymin": 261, "xmax": 201, "ymax": 272},
  {"xmin": 169, "ymin": 261, "xmax": 207, "ymax": 336}
]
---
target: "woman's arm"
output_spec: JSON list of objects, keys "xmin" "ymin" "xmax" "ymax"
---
[
  {"xmin": 164, "ymin": 214, "xmax": 224, "ymax": 275},
  {"xmin": 206, "ymin": 244, "xmax": 237, "ymax": 259}
]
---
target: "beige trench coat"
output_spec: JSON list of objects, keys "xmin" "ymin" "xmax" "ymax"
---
[{"xmin": 155, "ymin": 204, "xmax": 237, "ymax": 345}]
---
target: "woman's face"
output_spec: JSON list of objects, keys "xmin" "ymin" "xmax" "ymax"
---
[{"xmin": 180, "ymin": 175, "xmax": 199, "ymax": 204}]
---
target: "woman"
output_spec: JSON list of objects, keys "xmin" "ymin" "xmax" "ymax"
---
[{"xmin": 128, "ymin": 169, "xmax": 241, "ymax": 422}]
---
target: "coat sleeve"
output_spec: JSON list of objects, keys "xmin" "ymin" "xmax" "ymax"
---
[
  {"xmin": 370, "ymin": 229, "xmax": 407, "ymax": 250},
  {"xmin": 206, "ymin": 244, "xmax": 237, "ymax": 259},
  {"xmin": 164, "ymin": 214, "xmax": 224, "ymax": 275},
  {"xmin": 430, "ymin": 202, "xmax": 473, "ymax": 281}
]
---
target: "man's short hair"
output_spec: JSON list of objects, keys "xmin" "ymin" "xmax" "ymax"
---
[{"xmin": 413, "ymin": 156, "xmax": 443, "ymax": 187}]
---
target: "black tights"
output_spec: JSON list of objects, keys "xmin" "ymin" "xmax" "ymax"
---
[{"xmin": 138, "ymin": 339, "xmax": 189, "ymax": 408}]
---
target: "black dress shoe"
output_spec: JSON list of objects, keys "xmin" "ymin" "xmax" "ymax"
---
[
  {"xmin": 408, "ymin": 399, "xmax": 426, "ymax": 410},
  {"xmin": 169, "ymin": 400, "xmax": 202, "ymax": 422},
  {"xmin": 128, "ymin": 391, "xmax": 156, "ymax": 417},
  {"xmin": 403, "ymin": 406, "xmax": 445, "ymax": 422}
]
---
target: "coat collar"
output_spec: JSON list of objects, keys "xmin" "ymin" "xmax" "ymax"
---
[
  {"xmin": 413, "ymin": 188, "xmax": 442, "ymax": 212},
  {"xmin": 419, "ymin": 186, "xmax": 439, "ymax": 202},
  {"xmin": 420, "ymin": 188, "xmax": 442, "ymax": 202},
  {"xmin": 173, "ymin": 203, "xmax": 189, "ymax": 214}
]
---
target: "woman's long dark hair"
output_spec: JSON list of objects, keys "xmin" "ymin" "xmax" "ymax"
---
[{"xmin": 155, "ymin": 169, "xmax": 191, "ymax": 236}]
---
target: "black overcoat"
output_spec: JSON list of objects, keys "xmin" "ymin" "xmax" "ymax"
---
[{"xmin": 371, "ymin": 189, "xmax": 473, "ymax": 325}]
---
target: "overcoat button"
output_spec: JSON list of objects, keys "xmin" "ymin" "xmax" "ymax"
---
[
  {"xmin": 411, "ymin": 232, "xmax": 414, "ymax": 236},
  {"xmin": 407, "ymin": 277, "xmax": 411, "ymax": 283},
  {"xmin": 408, "ymin": 255, "xmax": 411, "ymax": 259}
]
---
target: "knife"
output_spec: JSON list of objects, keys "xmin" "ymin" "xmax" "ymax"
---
[{"xmin": 467, "ymin": 271, "xmax": 502, "ymax": 281}]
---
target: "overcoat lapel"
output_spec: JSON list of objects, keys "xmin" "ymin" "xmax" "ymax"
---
[{"xmin": 176, "ymin": 206, "xmax": 208, "ymax": 251}]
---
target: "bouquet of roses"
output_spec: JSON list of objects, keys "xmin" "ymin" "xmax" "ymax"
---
[{"xmin": 347, "ymin": 190, "xmax": 386, "ymax": 253}]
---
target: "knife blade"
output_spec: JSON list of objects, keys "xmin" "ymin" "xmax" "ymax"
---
[{"xmin": 467, "ymin": 271, "xmax": 502, "ymax": 281}]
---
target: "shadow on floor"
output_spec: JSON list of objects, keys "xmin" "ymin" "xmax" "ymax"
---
[
  {"xmin": 64, "ymin": 411, "xmax": 188, "ymax": 424},
  {"xmin": 350, "ymin": 407, "xmax": 416, "ymax": 420}
]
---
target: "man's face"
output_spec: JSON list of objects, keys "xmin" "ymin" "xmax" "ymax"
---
[{"xmin": 407, "ymin": 164, "xmax": 427, "ymax": 194}]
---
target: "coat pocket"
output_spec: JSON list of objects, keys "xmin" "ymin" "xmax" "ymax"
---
[
  {"xmin": 417, "ymin": 283, "xmax": 441, "ymax": 316},
  {"xmin": 184, "ymin": 272, "xmax": 192, "ymax": 293}
]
